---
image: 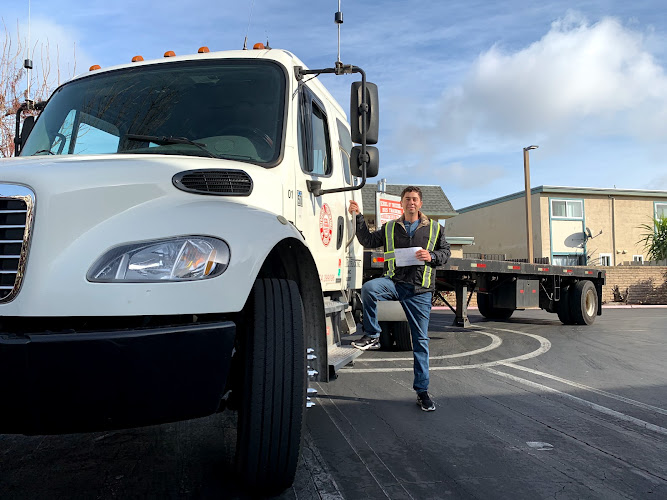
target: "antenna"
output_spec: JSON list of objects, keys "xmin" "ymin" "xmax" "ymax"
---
[
  {"xmin": 335, "ymin": 1, "xmax": 343, "ymax": 68},
  {"xmin": 243, "ymin": 0, "xmax": 256, "ymax": 50},
  {"xmin": 24, "ymin": 0, "xmax": 33, "ymax": 103}
]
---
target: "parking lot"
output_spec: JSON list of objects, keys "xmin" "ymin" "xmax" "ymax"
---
[{"xmin": 1, "ymin": 307, "xmax": 666, "ymax": 499}]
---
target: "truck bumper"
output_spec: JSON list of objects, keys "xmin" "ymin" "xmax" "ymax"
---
[{"xmin": 0, "ymin": 321, "xmax": 235, "ymax": 434}]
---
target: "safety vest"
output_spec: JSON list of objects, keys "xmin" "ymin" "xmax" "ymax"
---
[{"xmin": 384, "ymin": 219, "xmax": 441, "ymax": 288}]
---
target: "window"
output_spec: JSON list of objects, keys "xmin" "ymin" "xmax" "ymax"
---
[
  {"xmin": 599, "ymin": 253, "xmax": 612, "ymax": 266},
  {"xmin": 298, "ymin": 87, "xmax": 332, "ymax": 176},
  {"xmin": 551, "ymin": 199, "xmax": 583, "ymax": 219},
  {"xmin": 633, "ymin": 255, "xmax": 644, "ymax": 263},
  {"xmin": 656, "ymin": 202, "xmax": 667, "ymax": 219},
  {"xmin": 552, "ymin": 254, "xmax": 585, "ymax": 266},
  {"xmin": 336, "ymin": 119, "xmax": 352, "ymax": 185}
]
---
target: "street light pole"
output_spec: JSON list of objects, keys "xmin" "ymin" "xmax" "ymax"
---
[{"xmin": 523, "ymin": 145, "xmax": 538, "ymax": 264}]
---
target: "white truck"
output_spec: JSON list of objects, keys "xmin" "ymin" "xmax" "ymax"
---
[{"xmin": 4, "ymin": 44, "xmax": 378, "ymax": 492}]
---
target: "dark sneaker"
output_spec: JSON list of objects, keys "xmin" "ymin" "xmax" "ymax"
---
[
  {"xmin": 352, "ymin": 335, "xmax": 380, "ymax": 351},
  {"xmin": 416, "ymin": 391, "xmax": 436, "ymax": 411}
]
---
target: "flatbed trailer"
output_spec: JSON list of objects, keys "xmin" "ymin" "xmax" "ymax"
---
[{"xmin": 364, "ymin": 253, "xmax": 605, "ymax": 338}]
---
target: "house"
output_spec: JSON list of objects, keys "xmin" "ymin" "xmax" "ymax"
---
[{"xmin": 445, "ymin": 186, "xmax": 667, "ymax": 266}]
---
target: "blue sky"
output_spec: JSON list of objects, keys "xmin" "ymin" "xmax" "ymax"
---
[{"xmin": 3, "ymin": 1, "xmax": 667, "ymax": 209}]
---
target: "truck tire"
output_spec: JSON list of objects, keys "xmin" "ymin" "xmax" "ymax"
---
[
  {"xmin": 570, "ymin": 280, "xmax": 597, "ymax": 325},
  {"xmin": 379, "ymin": 321, "xmax": 395, "ymax": 350},
  {"xmin": 393, "ymin": 321, "xmax": 413, "ymax": 351},
  {"xmin": 557, "ymin": 285, "xmax": 573, "ymax": 325},
  {"xmin": 477, "ymin": 293, "xmax": 514, "ymax": 320},
  {"xmin": 236, "ymin": 278, "xmax": 306, "ymax": 493}
]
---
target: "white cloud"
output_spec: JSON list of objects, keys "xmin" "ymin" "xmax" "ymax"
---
[{"xmin": 436, "ymin": 12, "xmax": 667, "ymax": 146}]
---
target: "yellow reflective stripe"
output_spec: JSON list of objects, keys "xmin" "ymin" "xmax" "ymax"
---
[
  {"xmin": 421, "ymin": 221, "xmax": 440, "ymax": 288},
  {"xmin": 384, "ymin": 221, "xmax": 396, "ymax": 277}
]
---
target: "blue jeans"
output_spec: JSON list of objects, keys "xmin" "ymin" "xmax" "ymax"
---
[{"xmin": 361, "ymin": 277, "xmax": 432, "ymax": 393}]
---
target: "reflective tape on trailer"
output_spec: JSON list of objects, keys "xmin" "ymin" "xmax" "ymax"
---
[
  {"xmin": 471, "ymin": 263, "xmax": 487, "ymax": 268},
  {"xmin": 508, "ymin": 265, "xmax": 521, "ymax": 270},
  {"xmin": 537, "ymin": 267, "xmax": 549, "ymax": 272}
]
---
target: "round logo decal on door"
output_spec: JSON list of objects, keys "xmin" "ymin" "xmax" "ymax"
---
[{"xmin": 319, "ymin": 203, "xmax": 333, "ymax": 246}]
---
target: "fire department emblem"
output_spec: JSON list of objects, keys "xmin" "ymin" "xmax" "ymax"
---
[{"xmin": 319, "ymin": 203, "xmax": 333, "ymax": 246}]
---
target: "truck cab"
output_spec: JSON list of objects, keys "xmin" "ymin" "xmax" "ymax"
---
[{"xmin": 1, "ymin": 47, "xmax": 379, "ymax": 492}]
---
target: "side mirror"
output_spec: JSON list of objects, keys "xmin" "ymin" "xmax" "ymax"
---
[
  {"xmin": 350, "ymin": 146, "xmax": 379, "ymax": 178},
  {"xmin": 20, "ymin": 115, "xmax": 35, "ymax": 147},
  {"xmin": 350, "ymin": 82, "xmax": 379, "ymax": 145}
]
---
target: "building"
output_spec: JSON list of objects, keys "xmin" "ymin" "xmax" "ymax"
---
[
  {"xmin": 360, "ymin": 182, "xmax": 473, "ymax": 257},
  {"xmin": 445, "ymin": 186, "xmax": 667, "ymax": 266}
]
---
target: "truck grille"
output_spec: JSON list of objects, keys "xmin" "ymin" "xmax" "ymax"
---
[
  {"xmin": 0, "ymin": 185, "xmax": 35, "ymax": 303},
  {"xmin": 172, "ymin": 169, "xmax": 253, "ymax": 196}
]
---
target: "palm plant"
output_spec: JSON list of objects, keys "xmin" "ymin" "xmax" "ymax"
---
[{"xmin": 637, "ymin": 216, "xmax": 667, "ymax": 261}]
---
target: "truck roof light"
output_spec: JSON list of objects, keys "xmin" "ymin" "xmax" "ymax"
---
[
  {"xmin": 164, "ymin": 50, "xmax": 176, "ymax": 57},
  {"xmin": 198, "ymin": 46, "xmax": 210, "ymax": 53},
  {"xmin": 132, "ymin": 55, "xmax": 144, "ymax": 62},
  {"xmin": 253, "ymin": 43, "xmax": 265, "ymax": 50},
  {"xmin": 89, "ymin": 64, "xmax": 101, "ymax": 71}
]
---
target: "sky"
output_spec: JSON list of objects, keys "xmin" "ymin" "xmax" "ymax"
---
[{"xmin": 3, "ymin": 0, "xmax": 667, "ymax": 209}]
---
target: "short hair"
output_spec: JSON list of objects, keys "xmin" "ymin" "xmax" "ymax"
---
[{"xmin": 400, "ymin": 186, "xmax": 423, "ymax": 201}]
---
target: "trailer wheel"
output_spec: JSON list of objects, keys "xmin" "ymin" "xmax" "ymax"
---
[
  {"xmin": 570, "ymin": 280, "xmax": 598, "ymax": 325},
  {"xmin": 477, "ymin": 293, "xmax": 514, "ymax": 320},
  {"xmin": 393, "ymin": 321, "xmax": 413, "ymax": 351},
  {"xmin": 236, "ymin": 278, "xmax": 305, "ymax": 494},
  {"xmin": 557, "ymin": 285, "xmax": 573, "ymax": 325}
]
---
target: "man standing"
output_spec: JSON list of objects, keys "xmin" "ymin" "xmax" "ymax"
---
[{"xmin": 349, "ymin": 186, "xmax": 450, "ymax": 412}]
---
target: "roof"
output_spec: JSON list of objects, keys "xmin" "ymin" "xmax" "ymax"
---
[
  {"xmin": 361, "ymin": 183, "xmax": 457, "ymax": 219},
  {"xmin": 457, "ymin": 185, "xmax": 667, "ymax": 213}
]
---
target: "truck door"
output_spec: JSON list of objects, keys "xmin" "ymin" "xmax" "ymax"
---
[{"xmin": 293, "ymin": 84, "xmax": 347, "ymax": 292}]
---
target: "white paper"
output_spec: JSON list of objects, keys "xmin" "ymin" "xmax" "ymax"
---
[{"xmin": 394, "ymin": 247, "xmax": 424, "ymax": 267}]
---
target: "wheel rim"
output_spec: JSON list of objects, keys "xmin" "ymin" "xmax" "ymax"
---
[{"xmin": 584, "ymin": 288, "xmax": 596, "ymax": 316}]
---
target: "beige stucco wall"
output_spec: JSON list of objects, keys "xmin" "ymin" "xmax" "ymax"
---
[{"xmin": 446, "ymin": 193, "xmax": 542, "ymax": 259}]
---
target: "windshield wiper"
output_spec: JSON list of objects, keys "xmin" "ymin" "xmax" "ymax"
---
[{"xmin": 125, "ymin": 134, "xmax": 220, "ymax": 159}]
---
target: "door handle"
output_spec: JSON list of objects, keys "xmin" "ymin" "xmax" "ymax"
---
[{"xmin": 336, "ymin": 216, "xmax": 344, "ymax": 250}]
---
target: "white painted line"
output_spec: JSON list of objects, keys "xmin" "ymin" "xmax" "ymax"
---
[
  {"xmin": 358, "ymin": 331, "xmax": 502, "ymax": 362},
  {"xmin": 482, "ymin": 367, "xmax": 667, "ymax": 437},
  {"xmin": 344, "ymin": 327, "xmax": 551, "ymax": 373},
  {"xmin": 501, "ymin": 362, "xmax": 667, "ymax": 416}
]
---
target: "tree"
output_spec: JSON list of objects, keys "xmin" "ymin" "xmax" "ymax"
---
[
  {"xmin": 637, "ymin": 216, "xmax": 667, "ymax": 262},
  {"xmin": 1, "ymin": 20, "xmax": 74, "ymax": 158}
]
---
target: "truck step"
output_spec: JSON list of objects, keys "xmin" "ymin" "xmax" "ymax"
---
[
  {"xmin": 327, "ymin": 344, "xmax": 362, "ymax": 373},
  {"xmin": 323, "ymin": 298, "xmax": 348, "ymax": 316}
]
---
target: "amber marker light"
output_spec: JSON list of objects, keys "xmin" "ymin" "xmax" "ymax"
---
[
  {"xmin": 253, "ymin": 43, "xmax": 265, "ymax": 50},
  {"xmin": 132, "ymin": 55, "xmax": 144, "ymax": 62},
  {"xmin": 164, "ymin": 50, "xmax": 176, "ymax": 57},
  {"xmin": 89, "ymin": 64, "xmax": 101, "ymax": 71},
  {"xmin": 198, "ymin": 46, "xmax": 210, "ymax": 53}
]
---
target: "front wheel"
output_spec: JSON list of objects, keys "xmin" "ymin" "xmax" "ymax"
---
[{"xmin": 236, "ymin": 278, "xmax": 306, "ymax": 493}]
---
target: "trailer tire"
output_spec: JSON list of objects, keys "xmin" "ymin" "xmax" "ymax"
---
[
  {"xmin": 570, "ymin": 280, "xmax": 597, "ymax": 325},
  {"xmin": 393, "ymin": 321, "xmax": 413, "ymax": 351},
  {"xmin": 236, "ymin": 278, "xmax": 305, "ymax": 494},
  {"xmin": 477, "ymin": 293, "xmax": 514, "ymax": 320},
  {"xmin": 557, "ymin": 285, "xmax": 573, "ymax": 325}
]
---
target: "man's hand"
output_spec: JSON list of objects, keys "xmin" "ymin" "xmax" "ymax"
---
[
  {"xmin": 348, "ymin": 200, "xmax": 361, "ymax": 215},
  {"xmin": 415, "ymin": 249, "xmax": 432, "ymax": 262}
]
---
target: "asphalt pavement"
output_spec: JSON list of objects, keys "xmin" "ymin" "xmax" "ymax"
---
[{"xmin": 1, "ymin": 307, "xmax": 665, "ymax": 499}]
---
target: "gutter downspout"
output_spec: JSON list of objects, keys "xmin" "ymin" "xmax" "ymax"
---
[{"xmin": 610, "ymin": 196, "xmax": 616, "ymax": 265}]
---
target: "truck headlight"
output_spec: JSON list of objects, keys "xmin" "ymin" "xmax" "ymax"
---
[{"xmin": 88, "ymin": 236, "xmax": 230, "ymax": 282}]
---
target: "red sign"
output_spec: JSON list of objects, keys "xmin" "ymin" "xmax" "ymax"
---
[
  {"xmin": 376, "ymin": 192, "xmax": 402, "ymax": 227},
  {"xmin": 319, "ymin": 203, "xmax": 333, "ymax": 246}
]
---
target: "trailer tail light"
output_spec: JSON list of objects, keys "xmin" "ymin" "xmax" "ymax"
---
[
  {"xmin": 508, "ymin": 265, "xmax": 521, "ymax": 270},
  {"xmin": 471, "ymin": 263, "xmax": 486, "ymax": 268},
  {"xmin": 372, "ymin": 257, "xmax": 385, "ymax": 263}
]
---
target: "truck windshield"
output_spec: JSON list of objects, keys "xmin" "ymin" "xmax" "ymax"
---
[{"xmin": 21, "ymin": 59, "xmax": 286, "ymax": 165}]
